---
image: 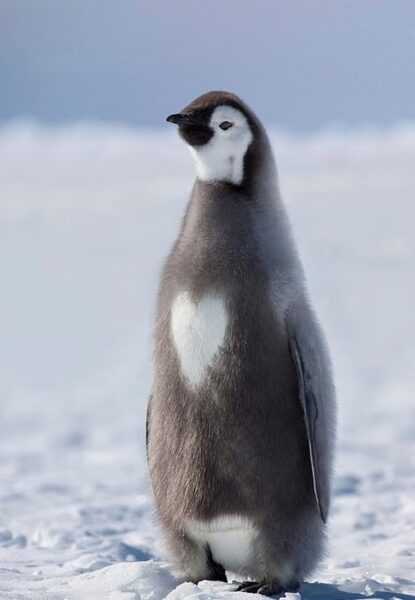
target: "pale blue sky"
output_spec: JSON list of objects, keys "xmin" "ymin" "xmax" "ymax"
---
[{"xmin": 1, "ymin": 0, "xmax": 414, "ymax": 130}]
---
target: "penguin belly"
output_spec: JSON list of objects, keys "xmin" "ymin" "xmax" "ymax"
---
[{"xmin": 185, "ymin": 516, "xmax": 257, "ymax": 574}]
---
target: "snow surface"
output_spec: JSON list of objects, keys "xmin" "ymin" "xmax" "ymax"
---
[{"xmin": 0, "ymin": 121, "xmax": 414, "ymax": 599}]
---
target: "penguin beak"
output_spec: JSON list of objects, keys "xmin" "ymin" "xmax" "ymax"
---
[{"xmin": 166, "ymin": 113, "xmax": 196, "ymax": 127}]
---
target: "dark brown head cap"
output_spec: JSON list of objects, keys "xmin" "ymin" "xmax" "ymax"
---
[
  {"xmin": 182, "ymin": 90, "xmax": 254, "ymax": 116},
  {"xmin": 167, "ymin": 91, "xmax": 263, "ymax": 135}
]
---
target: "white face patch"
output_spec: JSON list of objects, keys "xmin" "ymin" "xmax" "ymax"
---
[
  {"xmin": 189, "ymin": 105, "xmax": 253, "ymax": 185},
  {"xmin": 186, "ymin": 515, "xmax": 257, "ymax": 575},
  {"xmin": 171, "ymin": 291, "xmax": 228, "ymax": 388}
]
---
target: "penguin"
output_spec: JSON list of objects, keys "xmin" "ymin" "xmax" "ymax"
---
[{"xmin": 147, "ymin": 91, "xmax": 336, "ymax": 596}]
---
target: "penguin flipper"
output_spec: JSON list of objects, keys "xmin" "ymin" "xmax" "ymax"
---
[{"xmin": 289, "ymin": 338, "xmax": 327, "ymax": 523}]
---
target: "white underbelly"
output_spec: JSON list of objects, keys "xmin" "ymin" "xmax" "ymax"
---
[{"xmin": 186, "ymin": 515, "xmax": 257, "ymax": 574}]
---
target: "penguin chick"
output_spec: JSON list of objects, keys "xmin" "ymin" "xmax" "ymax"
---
[{"xmin": 147, "ymin": 91, "xmax": 336, "ymax": 595}]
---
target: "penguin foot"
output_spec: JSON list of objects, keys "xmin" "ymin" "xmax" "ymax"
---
[
  {"xmin": 234, "ymin": 581, "xmax": 259, "ymax": 592},
  {"xmin": 255, "ymin": 582, "xmax": 285, "ymax": 596},
  {"xmin": 207, "ymin": 564, "xmax": 227, "ymax": 582},
  {"xmin": 205, "ymin": 545, "xmax": 227, "ymax": 582},
  {"xmin": 235, "ymin": 579, "xmax": 300, "ymax": 596}
]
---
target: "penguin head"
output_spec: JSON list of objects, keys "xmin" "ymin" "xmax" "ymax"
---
[{"xmin": 167, "ymin": 91, "xmax": 266, "ymax": 186}]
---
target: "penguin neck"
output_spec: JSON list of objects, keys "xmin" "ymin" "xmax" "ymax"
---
[
  {"xmin": 178, "ymin": 154, "xmax": 279, "ymax": 251},
  {"xmin": 177, "ymin": 126, "xmax": 282, "ymax": 256},
  {"xmin": 189, "ymin": 145, "xmax": 279, "ymax": 212},
  {"xmin": 189, "ymin": 179, "xmax": 251, "ymax": 220}
]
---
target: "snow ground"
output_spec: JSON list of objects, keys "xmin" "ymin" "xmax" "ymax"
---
[{"xmin": 0, "ymin": 121, "xmax": 414, "ymax": 599}]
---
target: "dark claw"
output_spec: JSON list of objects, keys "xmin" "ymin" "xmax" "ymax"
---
[
  {"xmin": 242, "ymin": 583, "xmax": 263, "ymax": 594},
  {"xmin": 234, "ymin": 579, "xmax": 300, "ymax": 596},
  {"xmin": 234, "ymin": 581, "xmax": 259, "ymax": 592},
  {"xmin": 256, "ymin": 582, "xmax": 284, "ymax": 596}
]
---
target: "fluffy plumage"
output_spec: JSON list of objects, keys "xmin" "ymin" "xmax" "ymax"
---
[{"xmin": 147, "ymin": 91, "xmax": 336, "ymax": 593}]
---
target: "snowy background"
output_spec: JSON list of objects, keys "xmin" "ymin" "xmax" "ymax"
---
[
  {"xmin": 0, "ymin": 120, "xmax": 414, "ymax": 599},
  {"xmin": 1, "ymin": 0, "xmax": 415, "ymax": 597}
]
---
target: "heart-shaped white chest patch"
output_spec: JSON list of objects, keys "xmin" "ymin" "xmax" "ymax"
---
[{"xmin": 171, "ymin": 291, "xmax": 228, "ymax": 387}]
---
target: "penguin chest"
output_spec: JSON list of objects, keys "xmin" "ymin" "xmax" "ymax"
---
[{"xmin": 171, "ymin": 291, "xmax": 228, "ymax": 388}]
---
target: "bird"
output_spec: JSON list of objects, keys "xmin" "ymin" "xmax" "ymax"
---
[{"xmin": 147, "ymin": 91, "xmax": 336, "ymax": 596}]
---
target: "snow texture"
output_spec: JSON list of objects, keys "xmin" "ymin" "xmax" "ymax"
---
[{"xmin": 0, "ymin": 121, "xmax": 414, "ymax": 599}]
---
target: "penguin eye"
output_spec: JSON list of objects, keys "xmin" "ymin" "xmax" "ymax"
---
[{"xmin": 219, "ymin": 121, "xmax": 233, "ymax": 131}]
